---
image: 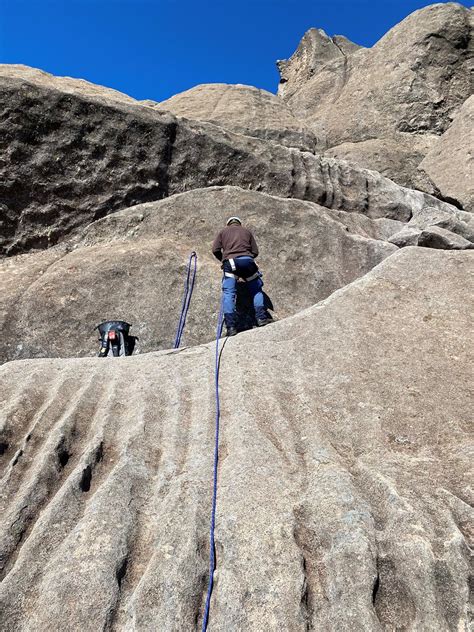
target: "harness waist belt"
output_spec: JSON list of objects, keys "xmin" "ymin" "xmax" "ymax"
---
[{"xmin": 224, "ymin": 271, "xmax": 260, "ymax": 282}]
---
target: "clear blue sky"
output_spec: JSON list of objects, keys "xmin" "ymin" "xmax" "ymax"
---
[{"xmin": 0, "ymin": 0, "xmax": 470, "ymax": 101}]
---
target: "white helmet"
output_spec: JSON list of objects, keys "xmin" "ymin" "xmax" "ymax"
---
[{"xmin": 226, "ymin": 216, "xmax": 242, "ymax": 226}]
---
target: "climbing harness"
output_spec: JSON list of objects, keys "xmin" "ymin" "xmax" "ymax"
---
[
  {"xmin": 174, "ymin": 251, "xmax": 198, "ymax": 348},
  {"xmin": 201, "ymin": 299, "xmax": 225, "ymax": 632},
  {"xmin": 223, "ymin": 257, "xmax": 261, "ymax": 283}
]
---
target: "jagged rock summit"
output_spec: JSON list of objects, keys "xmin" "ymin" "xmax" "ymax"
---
[
  {"xmin": 0, "ymin": 4, "xmax": 473, "ymax": 631},
  {"xmin": 277, "ymin": 3, "xmax": 473, "ymax": 199}
]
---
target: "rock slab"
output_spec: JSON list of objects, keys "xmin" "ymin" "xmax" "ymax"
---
[{"xmin": 0, "ymin": 248, "xmax": 472, "ymax": 631}]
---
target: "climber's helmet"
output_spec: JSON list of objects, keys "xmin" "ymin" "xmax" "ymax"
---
[{"xmin": 226, "ymin": 216, "xmax": 242, "ymax": 226}]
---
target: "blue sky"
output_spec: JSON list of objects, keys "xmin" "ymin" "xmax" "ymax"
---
[{"xmin": 0, "ymin": 0, "xmax": 470, "ymax": 101}]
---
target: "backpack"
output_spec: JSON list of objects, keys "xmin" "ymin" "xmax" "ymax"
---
[{"xmin": 96, "ymin": 320, "xmax": 137, "ymax": 357}]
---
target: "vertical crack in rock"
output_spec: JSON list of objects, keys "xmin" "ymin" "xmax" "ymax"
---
[
  {"xmin": 372, "ymin": 561, "xmax": 380, "ymax": 605},
  {"xmin": 79, "ymin": 442, "xmax": 104, "ymax": 493},
  {"xmin": 116, "ymin": 557, "xmax": 128, "ymax": 589},
  {"xmin": 300, "ymin": 555, "xmax": 311, "ymax": 631}
]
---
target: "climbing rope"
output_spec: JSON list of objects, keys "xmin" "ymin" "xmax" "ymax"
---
[
  {"xmin": 201, "ymin": 299, "xmax": 225, "ymax": 631},
  {"xmin": 174, "ymin": 251, "xmax": 198, "ymax": 349},
  {"xmin": 173, "ymin": 252, "xmax": 224, "ymax": 628}
]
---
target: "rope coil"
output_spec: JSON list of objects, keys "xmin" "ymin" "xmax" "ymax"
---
[{"xmin": 174, "ymin": 251, "xmax": 198, "ymax": 349}]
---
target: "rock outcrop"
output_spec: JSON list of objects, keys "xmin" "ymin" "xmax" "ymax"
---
[
  {"xmin": 1, "ymin": 248, "xmax": 472, "ymax": 631},
  {"xmin": 325, "ymin": 135, "xmax": 439, "ymax": 191},
  {"xmin": 0, "ymin": 63, "xmax": 461, "ymax": 256},
  {"xmin": 277, "ymin": 4, "xmax": 473, "ymax": 195},
  {"xmin": 157, "ymin": 84, "xmax": 321, "ymax": 152},
  {"xmin": 388, "ymin": 203, "xmax": 474, "ymax": 249},
  {"xmin": 277, "ymin": 28, "xmax": 363, "ymax": 101},
  {"xmin": 1, "ymin": 6, "xmax": 473, "ymax": 631},
  {"xmin": 0, "ymin": 186, "xmax": 400, "ymax": 363},
  {"xmin": 418, "ymin": 95, "xmax": 474, "ymax": 212}
]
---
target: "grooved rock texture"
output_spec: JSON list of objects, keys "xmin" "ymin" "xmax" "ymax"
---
[
  {"xmin": 1, "ymin": 6, "xmax": 473, "ymax": 630},
  {"xmin": 277, "ymin": 4, "xmax": 473, "ymax": 194},
  {"xmin": 157, "ymin": 84, "xmax": 321, "ymax": 152},
  {"xmin": 1, "ymin": 248, "xmax": 472, "ymax": 631},
  {"xmin": 0, "ymin": 186, "xmax": 399, "ymax": 363},
  {"xmin": 0, "ymin": 63, "xmax": 460, "ymax": 256}
]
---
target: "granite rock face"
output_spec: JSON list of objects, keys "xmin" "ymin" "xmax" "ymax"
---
[
  {"xmin": 1, "ymin": 63, "xmax": 460, "ymax": 256},
  {"xmin": 1, "ymin": 249, "xmax": 472, "ymax": 631},
  {"xmin": 158, "ymin": 84, "xmax": 321, "ymax": 152},
  {"xmin": 418, "ymin": 95, "xmax": 474, "ymax": 212},
  {"xmin": 1, "ymin": 6, "xmax": 473, "ymax": 631},
  {"xmin": 277, "ymin": 4, "xmax": 473, "ymax": 194},
  {"xmin": 277, "ymin": 28, "xmax": 364, "ymax": 101},
  {"xmin": 0, "ymin": 186, "xmax": 399, "ymax": 363},
  {"xmin": 2, "ymin": 179, "xmax": 470, "ymax": 364},
  {"xmin": 325, "ymin": 135, "xmax": 440, "ymax": 192}
]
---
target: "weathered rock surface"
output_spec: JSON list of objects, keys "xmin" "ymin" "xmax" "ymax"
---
[
  {"xmin": 1, "ymin": 248, "xmax": 472, "ymax": 631},
  {"xmin": 1, "ymin": 7, "xmax": 473, "ymax": 630},
  {"xmin": 278, "ymin": 4, "xmax": 473, "ymax": 192},
  {"xmin": 390, "ymin": 225, "xmax": 474, "ymax": 250},
  {"xmin": 388, "ymin": 204, "xmax": 474, "ymax": 249},
  {"xmin": 0, "ymin": 186, "xmax": 399, "ymax": 363},
  {"xmin": 325, "ymin": 135, "xmax": 439, "ymax": 191},
  {"xmin": 418, "ymin": 95, "xmax": 474, "ymax": 212},
  {"xmin": 0, "ymin": 63, "xmax": 460, "ymax": 256},
  {"xmin": 157, "ymin": 84, "xmax": 321, "ymax": 152},
  {"xmin": 277, "ymin": 28, "xmax": 364, "ymax": 101}
]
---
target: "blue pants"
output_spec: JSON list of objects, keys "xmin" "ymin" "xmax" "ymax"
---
[{"xmin": 222, "ymin": 256, "xmax": 267, "ymax": 326}]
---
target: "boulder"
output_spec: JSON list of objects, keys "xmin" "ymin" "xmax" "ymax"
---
[
  {"xmin": 157, "ymin": 83, "xmax": 321, "ymax": 152},
  {"xmin": 418, "ymin": 225, "xmax": 474, "ymax": 250},
  {"xmin": 0, "ymin": 64, "xmax": 459, "ymax": 256},
  {"xmin": 388, "ymin": 204, "xmax": 474, "ymax": 249},
  {"xmin": 418, "ymin": 95, "xmax": 474, "ymax": 212},
  {"xmin": 390, "ymin": 225, "xmax": 474, "ymax": 250},
  {"xmin": 0, "ymin": 248, "xmax": 472, "ymax": 630},
  {"xmin": 0, "ymin": 186, "xmax": 398, "ymax": 363}
]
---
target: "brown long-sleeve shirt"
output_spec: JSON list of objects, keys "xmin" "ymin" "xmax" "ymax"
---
[{"xmin": 212, "ymin": 225, "xmax": 259, "ymax": 261}]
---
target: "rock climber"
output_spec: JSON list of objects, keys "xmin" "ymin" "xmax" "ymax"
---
[{"xmin": 212, "ymin": 216, "xmax": 272, "ymax": 336}]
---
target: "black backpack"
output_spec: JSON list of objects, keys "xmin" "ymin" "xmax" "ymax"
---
[{"xmin": 96, "ymin": 321, "xmax": 137, "ymax": 357}]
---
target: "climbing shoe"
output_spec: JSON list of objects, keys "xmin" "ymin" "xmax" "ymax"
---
[
  {"xmin": 257, "ymin": 318, "xmax": 272, "ymax": 327},
  {"xmin": 226, "ymin": 326, "xmax": 238, "ymax": 337}
]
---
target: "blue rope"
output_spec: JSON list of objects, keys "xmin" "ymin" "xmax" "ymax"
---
[
  {"xmin": 174, "ymin": 252, "xmax": 198, "ymax": 349},
  {"xmin": 201, "ymin": 299, "xmax": 225, "ymax": 631}
]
